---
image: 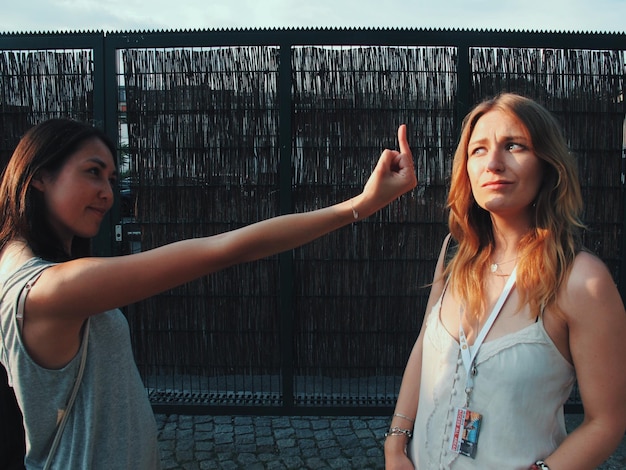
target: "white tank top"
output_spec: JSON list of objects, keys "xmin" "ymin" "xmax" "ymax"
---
[{"xmin": 408, "ymin": 292, "xmax": 575, "ymax": 469}]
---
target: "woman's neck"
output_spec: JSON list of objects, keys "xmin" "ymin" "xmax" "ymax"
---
[{"xmin": 490, "ymin": 217, "xmax": 532, "ymax": 259}]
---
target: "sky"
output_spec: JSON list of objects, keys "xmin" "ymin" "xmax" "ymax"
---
[{"xmin": 1, "ymin": 0, "xmax": 625, "ymax": 34}]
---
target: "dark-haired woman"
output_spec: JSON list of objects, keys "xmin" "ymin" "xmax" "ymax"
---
[{"xmin": 0, "ymin": 118, "xmax": 416, "ymax": 469}]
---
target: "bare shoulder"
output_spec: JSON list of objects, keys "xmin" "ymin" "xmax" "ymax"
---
[
  {"xmin": 433, "ymin": 234, "xmax": 453, "ymax": 283},
  {"xmin": 559, "ymin": 250, "xmax": 625, "ymax": 324},
  {"xmin": 0, "ymin": 240, "xmax": 35, "ymax": 277},
  {"xmin": 564, "ymin": 250, "xmax": 617, "ymax": 297},
  {"xmin": 424, "ymin": 234, "xmax": 453, "ymax": 315}
]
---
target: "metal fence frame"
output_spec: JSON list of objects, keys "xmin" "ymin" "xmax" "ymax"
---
[{"xmin": 1, "ymin": 28, "xmax": 625, "ymax": 415}]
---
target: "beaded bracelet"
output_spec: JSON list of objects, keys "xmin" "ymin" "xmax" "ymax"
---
[
  {"xmin": 530, "ymin": 461, "xmax": 550, "ymax": 470},
  {"xmin": 384, "ymin": 426, "xmax": 413, "ymax": 439}
]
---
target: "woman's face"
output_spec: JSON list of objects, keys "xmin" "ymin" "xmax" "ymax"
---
[
  {"xmin": 466, "ymin": 109, "xmax": 544, "ymax": 222},
  {"xmin": 33, "ymin": 137, "xmax": 117, "ymax": 250}
]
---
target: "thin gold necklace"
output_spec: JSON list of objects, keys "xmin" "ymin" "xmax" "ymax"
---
[{"xmin": 489, "ymin": 257, "xmax": 518, "ymax": 274}]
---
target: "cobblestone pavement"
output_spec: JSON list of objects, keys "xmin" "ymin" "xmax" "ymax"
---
[{"xmin": 156, "ymin": 414, "xmax": 626, "ymax": 469}]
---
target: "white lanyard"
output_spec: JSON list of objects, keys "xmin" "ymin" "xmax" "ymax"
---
[{"xmin": 458, "ymin": 267, "xmax": 517, "ymax": 406}]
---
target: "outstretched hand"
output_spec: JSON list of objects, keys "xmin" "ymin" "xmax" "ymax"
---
[{"xmin": 357, "ymin": 124, "xmax": 417, "ymax": 217}]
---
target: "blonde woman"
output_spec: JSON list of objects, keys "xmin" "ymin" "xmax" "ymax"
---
[{"xmin": 385, "ymin": 93, "xmax": 626, "ymax": 469}]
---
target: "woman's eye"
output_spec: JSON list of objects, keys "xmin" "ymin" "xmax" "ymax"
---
[
  {"xmin": 469, "ymin": 147, "xmax": 485, "ymax": 157},
  {"xmin": 507, "ymin": 143, "xmax": 524, "ymax": 151}
]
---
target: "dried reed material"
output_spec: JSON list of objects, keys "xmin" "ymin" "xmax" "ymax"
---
[
  {"xmin": 0, "ymin": 49, "xmax": 94, "ymax": 166},
  {"xmin": 471, "ymin": 47, "xmax": 624, "ymax": 266},
  {"xmin": 1, "ymin": 41, "xmax": 622, "ymax": 405}
]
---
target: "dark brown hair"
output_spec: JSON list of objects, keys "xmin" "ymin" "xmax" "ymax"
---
[{"xmin": 0, "ymin": 119, "xmax": 116, "ymax": 262}]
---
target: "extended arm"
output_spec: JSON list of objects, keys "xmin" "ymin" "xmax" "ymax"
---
[{"xmin": 21, "ymin": 125, "xmax": 417, "ymax": 367}]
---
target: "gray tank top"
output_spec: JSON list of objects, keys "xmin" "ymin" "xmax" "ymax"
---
[{"xmin": 0, "ymin": 257, "xmax": 161, "ymax": 469}]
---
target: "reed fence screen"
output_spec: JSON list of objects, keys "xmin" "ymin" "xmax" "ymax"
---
[
  {"xmin": 0, "ymin": 30, "xmax": 624, "ymax": 414},
  {"xmin": 0, "ymin": 48, "xmax": 95, "ymax": 168}
]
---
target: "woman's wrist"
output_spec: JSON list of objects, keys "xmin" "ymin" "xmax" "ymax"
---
[
  {"xmin": 383, "ymin": 431, "xmax": 409, "ymax": 454},
  {"xmin": 350, "ymin": 198, "xmax": 360, "ymax": 221},
  {"xmin": 349, "ymin": 193, "xmax": 377, "ymax": 221}
]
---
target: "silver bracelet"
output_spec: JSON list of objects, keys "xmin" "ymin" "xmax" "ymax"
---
[
  {"xmin": 350, "ymin": 198, "xmax": 359, "ymax": 220},
  {"xmin": 392, "ymin": 412, "xmax": 415, "ymax": 424},
  {"xmin": 384, "ymin": 426, "xmax": 413, "ymax": 439}
]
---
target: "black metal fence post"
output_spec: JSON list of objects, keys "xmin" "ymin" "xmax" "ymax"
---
[{"xmin": 278, "ymin": 40, "xmax": 295, "ymax": 411}]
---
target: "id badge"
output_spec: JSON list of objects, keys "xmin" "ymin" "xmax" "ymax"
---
[{"xmin": 449, "ymin": 407, "xmax": 482, "ymax": 458}]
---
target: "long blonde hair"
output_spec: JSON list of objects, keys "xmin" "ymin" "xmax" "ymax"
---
[{"xmin": 446, "ymin": 93, "xmax": 584, "ymax": 318}]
